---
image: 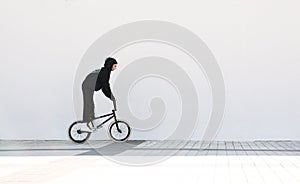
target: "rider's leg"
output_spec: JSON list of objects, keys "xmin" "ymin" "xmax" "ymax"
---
[{"xmin": 82, "ymin": 83, "xmax": 95, "ymax": 122}]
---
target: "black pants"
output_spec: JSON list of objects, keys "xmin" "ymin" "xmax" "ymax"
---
[{"xmin": 82, "ymin": 82, "xmax": 95, "ymax": 122}]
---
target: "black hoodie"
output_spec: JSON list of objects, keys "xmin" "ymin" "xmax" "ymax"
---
[{"xmin": 95, "ymin": 58, "xmax": 117, "ymax": 99}]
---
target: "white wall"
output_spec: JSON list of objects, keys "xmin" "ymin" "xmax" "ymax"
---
[{"xmin": 0, "ymin": 0, "xmax": 299, "ymax": 140}]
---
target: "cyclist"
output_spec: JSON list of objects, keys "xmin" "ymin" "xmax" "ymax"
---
[{"xmin": 81, "ymin": 57, "xmax": 117, "ymax": 123}]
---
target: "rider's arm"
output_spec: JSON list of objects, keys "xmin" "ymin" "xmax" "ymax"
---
[
  {"xmin": 99, "ymin": 70, "xmax": 113, "ymax": 100},
  {"xmin": 102, "ymin": 82, "xmax": 113, "ymax": 100}
]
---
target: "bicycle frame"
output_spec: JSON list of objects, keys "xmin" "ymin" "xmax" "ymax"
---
[
  {"xmin": 86, "ymin": 99, "xmax": 120, "ymax": 131},
  {"xmin": 93, "ymin": 109, "xmax": 117, "ymax": 129}
]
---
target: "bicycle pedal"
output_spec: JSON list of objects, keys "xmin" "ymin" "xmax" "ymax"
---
[
  {"xmin": 88, "ymin": 126, "xmax": 97, "ymax": 132},
  {"xmin": 92, "ymin": 127, "xmax": 98, "ymax": 131}
]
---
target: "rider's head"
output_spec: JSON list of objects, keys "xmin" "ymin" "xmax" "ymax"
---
[{"xmin": 104, "ymin": 57, "xmax": 118, "ymax": 71}]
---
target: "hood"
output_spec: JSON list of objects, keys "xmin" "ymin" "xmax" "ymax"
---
[{"xmin": 104, "ymin": 57, "xmax": 118, "ymax": 71}]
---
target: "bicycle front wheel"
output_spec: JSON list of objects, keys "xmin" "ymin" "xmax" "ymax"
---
[{"xmin": 108, "ymin": 121, "xmax": 131, "ymax": 142}]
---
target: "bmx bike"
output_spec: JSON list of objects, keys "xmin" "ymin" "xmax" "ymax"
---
[{"xmin": 68, "ymin": 99, "xmax": 131, "ymax": 143}]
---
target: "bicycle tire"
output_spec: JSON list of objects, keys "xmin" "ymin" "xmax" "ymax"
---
[
  {"xmin": 68, "ymin": 121, "xmax": 91, "ymax": 143},
  {"xmin": 108, "ymin": 121, "xmax": 131, "ymax": 142}
]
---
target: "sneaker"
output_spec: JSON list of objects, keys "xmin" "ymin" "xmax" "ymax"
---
[
  {"xmin": 87, "ymin": 120, "xmax": 97, "ymax": 131},
  {"xmin": 80, "ymin": 124, "xmax": 93, "ymax": 133}
]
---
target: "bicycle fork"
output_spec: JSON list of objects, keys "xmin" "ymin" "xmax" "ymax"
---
[{"xmin": 112, "ymin": 110, "xmax": 122, "ymax": 133}]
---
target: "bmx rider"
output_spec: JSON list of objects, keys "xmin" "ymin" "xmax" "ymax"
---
[{"xmin": 81, "ymin": 57, "xmax": 117, "ymax": 123}]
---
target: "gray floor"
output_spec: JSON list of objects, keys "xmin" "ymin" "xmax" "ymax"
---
[
  {"xmin": 1, "ymin": 140, "xmax": 300, "ymax": 156},
  {"xmin": 2, "ymin": 140, "xmax": 300, "ymax": 183}
]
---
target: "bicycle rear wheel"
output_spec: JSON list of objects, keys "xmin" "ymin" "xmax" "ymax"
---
[
  {"xmin": 68, "ymin": 121, "xmax": 91, "ymax": 143},
  {"xmin": 108, "ymin": 121, "xmax": 131, "ymax": 142}
]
